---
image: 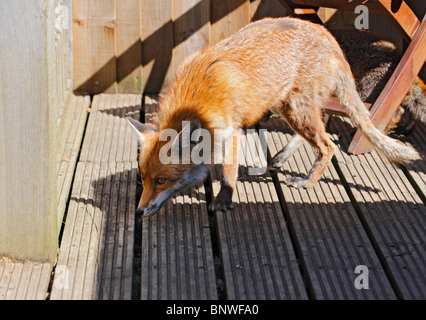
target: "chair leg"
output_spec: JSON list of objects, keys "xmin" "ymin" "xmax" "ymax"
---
[{"xmin": 348, "ymin": 15, "xmax": 426, "ymax": 154}]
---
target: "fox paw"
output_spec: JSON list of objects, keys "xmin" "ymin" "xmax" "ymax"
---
[
  {"xmin": 286, "ymin": 176, "xmax": 311, "ymax": 189},
  {"xmin": 209, "ymin": 189, "xmax": 233, "ymax": 212},
  {"xmin": 209, "ymin": 197, "xmax": 233, "ymax": 212},
  {"xmin": 268, "ymin": 154, "xmax": 285, "ymax": 170}
]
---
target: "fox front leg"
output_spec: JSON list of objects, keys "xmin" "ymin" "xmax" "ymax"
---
[{"xmin": 209, "ymin": 129, "xmax": 241, "ymax": 212}]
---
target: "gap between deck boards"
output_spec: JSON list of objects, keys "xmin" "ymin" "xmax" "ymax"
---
[
  {"xmin": 48, "ymin": 95, "xmax": 92, "ymax": 299},
  {"xmin": 46, "ymin": 94, "xmax": 425, "ymax": 300}
]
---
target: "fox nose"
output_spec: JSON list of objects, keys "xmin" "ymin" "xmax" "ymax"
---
[{"xmin": 136, "ymin": 205, "xmax": 160, "ymax": 218}]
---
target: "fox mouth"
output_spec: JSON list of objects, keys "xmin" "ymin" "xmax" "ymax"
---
[
  {"xmin": 137, "ymin": 187, "xmax": 175, "ymax": 218},
  {"xmin": 140, "ymin": 205, "xmax": 160, "ymax": 218}
]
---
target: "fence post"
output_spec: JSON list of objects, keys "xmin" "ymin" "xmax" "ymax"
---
[{"xmin": 0, "ymin": 0, "xmax": 63, "ymax": 262}]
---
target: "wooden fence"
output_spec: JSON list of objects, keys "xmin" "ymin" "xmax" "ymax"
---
[
  {"xmin": 0, "ymin": 0, "xmax": 73, "ymax": 262},
  {"xmin": 72, "ymin": 0, "xmax": 407, "ymax": 95}
]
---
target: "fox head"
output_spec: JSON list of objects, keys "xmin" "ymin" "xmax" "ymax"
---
[{"xmin": 126, "ymin": 117, "xmax": 209, "ymax": 217}]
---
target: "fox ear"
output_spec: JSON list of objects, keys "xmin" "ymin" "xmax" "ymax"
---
[{"xmin": 126, "ymin": 117, "xmax": 156, "ymax": 148}]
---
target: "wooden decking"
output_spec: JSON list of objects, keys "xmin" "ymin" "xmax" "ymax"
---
[{"xmin": 1, "ymin": 93, "xmax": 425, "ymax": 300}]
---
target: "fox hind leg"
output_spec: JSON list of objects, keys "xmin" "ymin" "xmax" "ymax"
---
[{"xmin": 277, "ymin": 104, "xmax": 336, "ymax": 188}]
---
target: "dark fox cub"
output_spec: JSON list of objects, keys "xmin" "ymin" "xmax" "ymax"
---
[{"xmin": 331, "ymin": 28, "xmax": 426, "ymax": 134}]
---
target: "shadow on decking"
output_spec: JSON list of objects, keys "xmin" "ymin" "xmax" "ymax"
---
[
  {"xmin": 61, "ymin": 102, "xmax": 425, "ymax": 299},
  {"xmin": 65, "ymin": 154, "xmax": 424, "ymax": 299},
  {"xmin": 64, "ymin": 163, "xmax": 138, "ymax": 299}
]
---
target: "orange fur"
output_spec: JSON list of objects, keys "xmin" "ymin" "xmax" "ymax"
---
[{"xmin": 128, "ymin": 17, "xmax": 419, "ymax": 217}]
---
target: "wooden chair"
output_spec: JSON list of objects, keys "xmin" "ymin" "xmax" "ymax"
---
[{"xmin": 277, "ymin": 0, "xmax": 426, "ymax": 154}]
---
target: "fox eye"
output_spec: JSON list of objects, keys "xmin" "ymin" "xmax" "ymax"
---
[{"xmin": 156, "ymin": 177, "xmax": 166, "ymax": 185}]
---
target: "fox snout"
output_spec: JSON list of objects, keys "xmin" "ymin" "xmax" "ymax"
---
[
  {"xmin": 135, "ymin": 186, "xmax": 168, "ymax": 218},
  {"xmin": 136, "ymin": 205, "xmax": 160, "ymax": 218}
]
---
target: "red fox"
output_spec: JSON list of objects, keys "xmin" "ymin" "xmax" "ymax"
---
[{"xmin": 127, "ymin": 17, "xmax": 419, "ymax": 217}]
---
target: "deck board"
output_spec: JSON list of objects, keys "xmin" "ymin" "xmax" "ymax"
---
[
  {"xmin": 400, "ymin": 121, "xmax": 426, "ymax": 203},
  {"xmin": 51, "ymin": 161, "xmax": 138, "ymax": 300},
  {"xmin": 263, "ymin": 116, "xmax": 397, "ymax": 299},
  {"xmin": 329, "ymin": 116, "xmax": 426, "ymax": 299},
  {"xmin": 140, "ymin": 96, "xmax": 217, "ymax": 299},
  {"xmin": 57, "ymin": 95, "xmax": 90, "ymax": 231},
  {"xmin": 79, "ymin": 94, "xmax": 141, "ymax": 163},
  {"xmin": 140, "ymin": 185, "xmax": 218, "ymax": 299},
  {"xmin": 212, "ymin": 129, "xmax": 308, "ymax": 299},
  {"xmin": 51, "ymin": 94, "xmax": 141, "ymax": 299},
  {"xmin": 0, "ymin": 259, "xmax": 51, "ymax": 300}
]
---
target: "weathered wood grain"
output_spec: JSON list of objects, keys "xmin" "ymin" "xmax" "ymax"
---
[
  {"xmin": 212, "ymin": 129, "xmax": 308, "ymax": 299},
  {"xmin": 116, "ymin": 0, "xmax": 143, "ymax": 93},
  {"xmin": 250, "ymin": 0, "xmax": 288, "ymax": 21},
  {"xmin": 51, "ymin": 161, "xmax": 138, "ymax": 299},
  {"xmin": 52, "ymin": 94, "xmax": 141, "ymax": 299},
  {"xmin": 0, "ymin": 92, "xmax": 84, "ymax": 299},
  {"xmin": 79, "ymin": 94, "xmax": 141, "ymax": 163},
  {"xmin": 73, "ymin": 0, "xmax": 116, "ymax": 94},
  {"xmin": 0, "ymin": 259, "xmax": 51, "ymax": 300},
  {"xmin": 57, "ymin": 95, "xmax": 90, "ymax": 229},
  {"xmin": 140, "ymin": 184, "xmax": 218, "ymax": 300},
  {"xmin": 0, "ymin": 0, "xmax": 63, "ymax": 262},
  {"xmin": 70, "ymin": 0, "xmax": 419, "ymax": 95},
  {"xmin": 141, "ymin": 0, "xmax": 174, "ymax": 93},
  {"xmin": 211, "ymin": 0, "xmax": 250, "ymax": 45},
  {"xmin": 49, "ymin": 92, "xmax": 425, "ymax": 300},
  {"xmin": 264, "ymin": 116, "xmax": 397, "ymax": 299},
  {"xmin": 172, "ymin": 0, "xmax": 210, "ymax": 78},
  {"xmin": 329, "ymin": 115, "xmax": 426, "ymax": 299},
  {"xmin": 402, "ymin": 122, "xmax": 426, "ymax": 203}
]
